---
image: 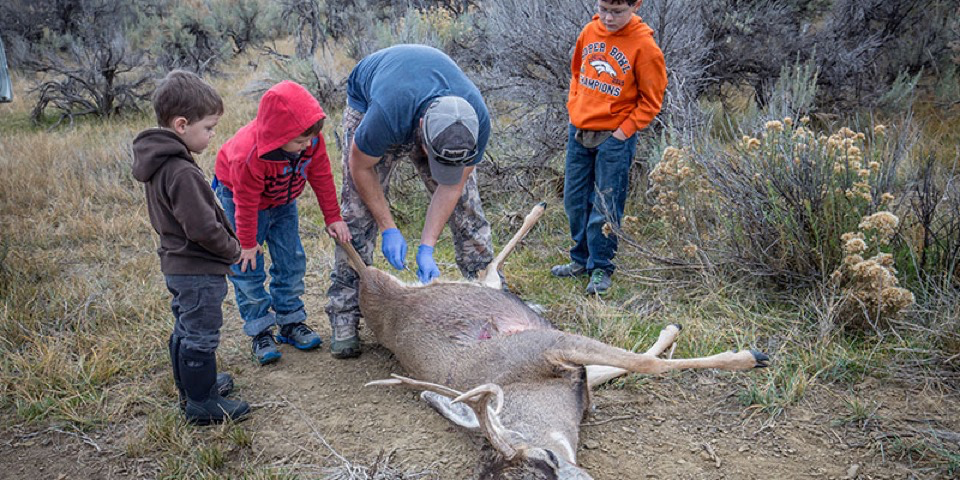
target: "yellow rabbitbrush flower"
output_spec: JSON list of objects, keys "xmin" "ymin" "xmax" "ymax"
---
[
  {"xmin": 859, "ymin": 211, "xmax": 899, "ymax": 244},
  {"xmin": 832, "ymin": 212, "xmax": 913, "ymax": 330}
]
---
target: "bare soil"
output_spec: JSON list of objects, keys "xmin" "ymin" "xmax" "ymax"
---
[{"xmin": 2, "ymin": 270, "xmax": 958, "ymax": 480}]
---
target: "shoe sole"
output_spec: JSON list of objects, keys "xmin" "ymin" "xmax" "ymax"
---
[
  {"xmin": 551, "ymin": 269, "xmax": 588, "ymax": 278},
  {"xmin": 330, "ymin": 341, "xmax": 361, "ymax": 359},
  {"xmin": 187, "ymin": 410, "xmax": 252, "ymax": 426},
  {"xmin": 331, "ymin": 349, "xmax": 361, "ymax": 359},
  {"xmin": 255, "ymin": 350, "xmax": 282, "ymax": 365},
  {"xmin": 276, "ymin": 335, "xmax": 322, "ymax": 351}
]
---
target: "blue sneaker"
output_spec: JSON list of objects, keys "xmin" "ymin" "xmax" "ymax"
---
[
  {"xmin": 252, "ymin": 331, "xmax": 282, "ymax": 365},
  {"xmin": 276, "ymin": 323, "xmax": 322, "ymax": 351}
]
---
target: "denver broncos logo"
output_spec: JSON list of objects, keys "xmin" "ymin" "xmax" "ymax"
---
[{"xmin": 586, "ymin": 54, "xmax": 617, "ymax": 78}]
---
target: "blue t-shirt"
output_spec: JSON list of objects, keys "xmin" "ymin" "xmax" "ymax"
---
[{"xmin": 347, "ymin": 44, "xmax": 489, "ymax": 165}]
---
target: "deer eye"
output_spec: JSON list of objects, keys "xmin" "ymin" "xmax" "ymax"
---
[{"xmin": 545, "ymin": 449, "xmax": 559, "ymax": 467}]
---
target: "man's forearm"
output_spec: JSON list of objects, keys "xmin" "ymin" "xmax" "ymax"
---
[
  {"xmin": 349, "ymin": 143, "xmax": 395, "ymax": 232},
  {"xmin": 420, "ymin": 167, "xmax": 473, "ymax": 246}
]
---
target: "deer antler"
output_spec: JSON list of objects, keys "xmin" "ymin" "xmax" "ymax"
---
[
  {"xmin": 366, "ymin": 373, "xmax": 463, "ymax": 398},
  {"xmin": 367, "ymin": 375, "xmax": 523, "ymax": 461},
  {"xmin": 453, "ymin": 383, "xmax": 521, "ymax": 460}
]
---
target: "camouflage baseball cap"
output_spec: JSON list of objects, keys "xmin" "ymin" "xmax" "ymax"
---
[{"xmin": 421, "ymin": 96, "xmax": 479, "ymax": 186}]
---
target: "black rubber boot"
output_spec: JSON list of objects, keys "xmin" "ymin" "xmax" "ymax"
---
[
  {"xmin": 169, "ymin": 335, "xmax": 234, "ymax": 410},
  {"xmin": 178, "ymin": 346, "xmax": 250, "ymax": 425}
]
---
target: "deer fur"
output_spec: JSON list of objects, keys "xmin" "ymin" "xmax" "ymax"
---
[{"xmin": 337, "ymin": 203, "xmax": 769, "ymax": 479}]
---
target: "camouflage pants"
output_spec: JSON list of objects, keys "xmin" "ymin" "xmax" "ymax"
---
[{"xmin": 325, "ymin": 105, "xmax": 494, "ymax": 335}]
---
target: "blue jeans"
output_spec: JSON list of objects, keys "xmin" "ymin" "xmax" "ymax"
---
[
  {"xmin": 216, "ymin": 185, "xmax": 308, "ymax": 337},
  {"xmin": 562, "ymin": 124, "xmax": 637, "ymax": 274},
  {"xmin": 165, "ymin": 274, "xmax": 227, "ymax": 353}
]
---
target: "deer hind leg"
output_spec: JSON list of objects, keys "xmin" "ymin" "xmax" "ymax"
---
[
  {"xmin": 586, "ymin": 324, "xmax": 683, "ymax": 388},
  {"xmin": 553, "ymin": 332, "xmax": 769, "ymax": 379}
]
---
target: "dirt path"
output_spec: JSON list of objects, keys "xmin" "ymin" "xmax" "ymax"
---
[{"xmin": 2, "ymin": 267, "xmax": 958, "ymax": 479}]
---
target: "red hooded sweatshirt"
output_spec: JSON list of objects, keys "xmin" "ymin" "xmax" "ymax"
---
[
  {"xmin": 215, "ymin": 81, "xmax": 342, "ymax": 249},
  {"xmin": 567, "ymin": 14, "xmax": 667, "ymax": 137}
]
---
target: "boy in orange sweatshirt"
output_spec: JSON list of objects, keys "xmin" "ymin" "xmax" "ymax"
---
[{"xmin": 551, "ymin": 0, "xmax": 667, "ymax": 294}]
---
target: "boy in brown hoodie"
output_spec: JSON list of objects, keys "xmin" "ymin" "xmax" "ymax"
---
[
  {"xmin": 552, "ymin": 0, "xmax": 668, "ymax": 295},
  {"xmin": 132, "ymin": 70, "xmax": 250, "ymax": 425}
]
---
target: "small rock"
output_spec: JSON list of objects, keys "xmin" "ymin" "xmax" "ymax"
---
[
  {"xmin": 845, "ymin": 464, "xmax": 859, "ymax": 479},
  {"xmin": 738, "ymin": 445, "xmax": 750, "ymax": 453},
  {"xmin": 583, "ymin": 439, "xmax": 601, "ymax": 450}
]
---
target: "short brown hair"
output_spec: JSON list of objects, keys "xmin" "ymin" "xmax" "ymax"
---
[
  {"xmin": 153, "ymin": 70, "xmax": 224, "ymax": 128},
  {"xmin": 300, "ymin": 118, "xmax": 324, "ymax": 138}
]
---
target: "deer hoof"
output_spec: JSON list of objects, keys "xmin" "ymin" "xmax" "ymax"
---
[
  {"xmin": 670, "ymin": 323, "xmax": 682, "ymax": 331},
  {"xmin": 750, "ymin": 350, "xmax": 770, "ymax": 368}
]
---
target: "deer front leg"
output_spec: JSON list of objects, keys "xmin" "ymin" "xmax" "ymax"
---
[{"xmin": 478, "ymin": 202, "xmax": 546, "ymax": 289}]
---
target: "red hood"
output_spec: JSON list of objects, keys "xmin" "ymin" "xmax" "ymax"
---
[{"xmin": 255, "ymin": 81, "xmax": 326, "ymax": 154}]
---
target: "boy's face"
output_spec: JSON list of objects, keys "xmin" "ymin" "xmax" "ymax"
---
[
  {"xmin": 596, "ymin": 0, "xmax": 640, "ymax": 33},
  {"xmin": 174, "ymin": 114, "xmax": 221, "ymax": 154},
  {"xmin": 280, "ymin": 134, "xmax": 313, "ymax": 153}
]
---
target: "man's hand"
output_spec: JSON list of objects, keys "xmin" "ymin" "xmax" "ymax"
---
[
  {"xmin": 325, "ymin": 220, "xmax": 352, "ymax": 243},
  {"xmin": 612, "ymin": 128, "xmax": 627, "ymax": 141},
  {"xmin": 381, "ymin": 228, "xmax": 407, "ymax": 270},
  {"xmin": 416, "ymin": 244, "xmax": 440, "ymax": 284},
  {"xmin": 237, "ymin": 245, "xmax": 262, "ymax": 273}
]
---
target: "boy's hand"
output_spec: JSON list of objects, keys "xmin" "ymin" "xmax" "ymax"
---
[
  {"xmin": 325, "ymin": 221, "xmax": 352, "ymax": 243},
  {"xmin": 237, "ymin": 246, "xmax": 262, "ymax": 273},
  {"xmin": 612, "ymin": 128, "xmax": 627, "ymax": 141}
]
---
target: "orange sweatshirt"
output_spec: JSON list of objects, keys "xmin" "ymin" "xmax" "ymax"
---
[{"xmin": 567, "ymin": 14, "xmax": 667, "ymax": 137}]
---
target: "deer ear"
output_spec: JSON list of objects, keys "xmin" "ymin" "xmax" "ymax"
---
[{"xmin": 421, "ymin": 391, "xmax": 479, "ymax": 430}]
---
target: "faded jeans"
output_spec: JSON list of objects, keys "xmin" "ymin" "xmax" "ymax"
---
[
  {"xmin": 216, "ymin": 185, "xmax": 308, "ymax": 337},
  {"xmin": 562, "ymin": 123, "xmax": 637, "ymax": 274}
]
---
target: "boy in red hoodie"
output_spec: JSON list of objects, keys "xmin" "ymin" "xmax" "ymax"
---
[
  {"xmin": 215, "ymin": 81, "xmax": 351, "ymax": 365},
  {"xmin": 552, "ymin": 0, "xmax": 667, "ymax": 295}
]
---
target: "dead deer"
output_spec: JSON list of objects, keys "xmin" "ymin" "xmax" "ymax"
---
[{"xmin": 336, "ymin": 203, "xmax": 769, "ymax": 480}]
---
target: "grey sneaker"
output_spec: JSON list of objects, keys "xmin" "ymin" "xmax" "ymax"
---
[
  {"xmin": 252, "ymin": 331, "xmax": 281, "ymax": 365},
  {"xmin": 277, "ymin": 323, "xmax": 322, "ymax": 351},
  {"xmin": 330, "ymin": 321, "xmax": 360, "ymax": 359},
  {"xmin": 585, "ymin": 269, "xmax": 612, "ymax": 295},
  {"xmin": 551, "ymin": 262, "xmax": 588, "ymax": 278}
]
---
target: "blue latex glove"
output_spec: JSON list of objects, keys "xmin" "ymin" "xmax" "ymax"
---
[
  {"xmin": 416, "ymin": 244, "xmax": 440, "ymax": 284},
  {"xmin": 380, "ymin": 228, "xmax": 407, "ymax": 270}
]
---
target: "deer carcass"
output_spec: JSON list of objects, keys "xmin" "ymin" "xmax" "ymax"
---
[{"xmin": 336, "ymin": 203, "xmax": 769, "ymax": 480}]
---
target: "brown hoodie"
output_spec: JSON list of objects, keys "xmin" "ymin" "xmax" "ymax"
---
[
  {"xmin": 567, "ymin": 14, "xmax": 667, "ymax": 137},
  {"xmin": 132, "ymin": 128, "xmax": 240, "ymax": 275}
]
